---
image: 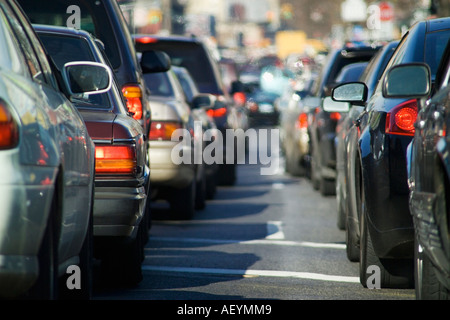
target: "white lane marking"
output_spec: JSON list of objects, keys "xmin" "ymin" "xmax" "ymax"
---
[
  {"xmin": 266, "ymin": 221, "xmax": 284, "ymax": 240},
  {"xmin": 141, "ymin": 265, "xmax": 359, "ymax": 283},
  {"xmin": 148, "ymin": 236, "xmax": 346, "ymax": 250}
]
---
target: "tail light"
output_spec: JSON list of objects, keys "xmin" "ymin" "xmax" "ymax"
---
[
  {"xmin": 385, "ymin": 99, "xmax": 417, "ymax": 136},
  {"xmin": 206, "ymin": 107, "xmax": 227, "ymax": 118},
  {"xmin": 149, "ymin": 121, "xmax": 182, "ymax": 140},
  {"xmin": 0, "ymin": 100, "xmax": 19, "ymax": 149},
  {"xmin": 296, "ymin": 113, "xmax": 308, "ymax": 129},
  {"xmin": 247, "ymin": 101, "xmax": 258, "ymax": 113},
  {"xmin": 122, "ymin": 85, "xmax": 143, "ymax": 120},
  {"xmin": 95, "ymin": 145, "xmax": 136, "ymax": 175},
  {"xmin": 135, "ymin": 36, "xmax": 158, "ymax": 44},
  {"xmin": 329, "ymin": 112, "xmax": 341, "ymax": 121}
]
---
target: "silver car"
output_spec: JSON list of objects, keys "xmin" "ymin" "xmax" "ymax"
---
[
  {"xmin": 0, "ymin": 0, "xmax": 108, "ymax": 299},
  {"xmin": 143, "ymin": 66, "xmax": 205, "ymax": 219}
]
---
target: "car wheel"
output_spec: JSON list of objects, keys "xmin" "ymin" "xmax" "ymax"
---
[
  {"xmin": 195, "ymin": 168, "xmax": 207, "ymax": 210},
  {"xmin": 206, "ymin": 166, "xmax": 217, "ymax": 200},
  {"xmin": 310, "ymin": 150, "xmax": 320, "ymax": 190},
  {"xmin": 218, "ymin": 163, "xmax": 236, "ymax": 186},
  {"xmin": 26, "ymin": 189, "xmax": 59, "ymax": 299},
  {"xmin": 171, "ymin": 179, "xmax": 196, "ymax": 220},
  {"xmin": 336, "ymin": 178, "xmax": 346, "ymax": 230},
  {"xmin": 345, "ymin": 218, "xmax": 359, "ymax": 262},
  {"xmin": 320, "ymin": 177, "xmax": 335, "ymax": 196},
  {"xmin": 359, "ymin": 180, "xmax": 413, "ymax": 288}
]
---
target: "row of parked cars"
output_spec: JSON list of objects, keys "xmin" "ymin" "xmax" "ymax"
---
[
  {"xmin": 0, "ymin": 0, "xmax": 250, "ymax": 299},
  {"xmin": 282, "ymin": 17, "xmax": 450, "ymax": 299}
]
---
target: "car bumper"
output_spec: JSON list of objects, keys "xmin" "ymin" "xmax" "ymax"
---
[
  {"xmin": 149, "ymin": 141, "xmax": 195, "ymax": 188},
  {"xmin": 0, "ymin": 165, "xmax": 57, "ymax": 298}
]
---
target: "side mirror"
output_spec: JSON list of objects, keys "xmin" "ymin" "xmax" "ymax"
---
[
  {"xmin": 323, "ymin": 96, "xmax": 350, "ymax": 113},
  {"xmin": 140, "ymin": 50, "xmax": 171, "ymax": 73},
  {"xmin": 62, "ymin": 61, "xmax": 112, "ymax": 96},
  {"xmin": 382, "ymin": 63, "xmax": 431, "ymax": 98},
  {"xmin": 332, "ymin": 82, "xmax": 368, "ymax": 105},
  {"xmin": 192, "ymin": 93, "xmax": 215, "ymax": 109}
]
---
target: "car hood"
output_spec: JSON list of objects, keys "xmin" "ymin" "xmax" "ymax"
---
[{"xmin": 80, "ymin": 110, "xmax": 143, "ymax": 141}]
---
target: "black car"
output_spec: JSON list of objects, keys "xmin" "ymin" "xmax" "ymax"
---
[
  {"xmin": 17, "ymin": 0, "xmax": 152, "ymax": 139},
  {"xmin": 386, "ymin": 40, "xmax": 450, "ymax": 299},
  {"xmin": 245, "ymin": 89, "xmax": 280, "ymax": 127},
  {"xmin": 331, "ymin": 17, "xmax": 450, "ymax": 288},
  {"xmin": 327, "ymin": 40, "xmax": 399, "ymax": 262},
  {"xmin": 307, "ymin": 44, "xmax": 381, "ymax": 196},
  {"xmin": 134, "ymin": 34, "xmax": 247, "ymax": 186}
]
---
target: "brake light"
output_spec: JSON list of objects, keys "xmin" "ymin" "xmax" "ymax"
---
[
  {"xmin": 95, "ymin": 145, "xmax": 136, "ymax": 175},
  {"xmin": 122, "ymin": 85, "xmax": 143, "ymax": 120},
  {"xmin": 149, "ymin": 121, "xmax": 182, "ymax": 140},
  {"xmin": 135, "ymin": 36, "xmax": 158, "ymax": 44},
  {"xmin": 385, "ymin": 99, "xmax": 417, "ymax": 136},
  {"xmin": 247, "ymin": 101, "xmax": 258, "ymax": 112},
  {"xmin": 0, "ymin": 100, "xmax": 18, "ymax": 149},
  {"xmin": 296, "ymin": 113, "xmax": 308, "ymax": 129},
  {"xmin": 206, "ymin": 107, "xmax": 227, "ymax": 118},
  {"xmin": 330, "ymin": 112, "xmax": 341, "ymax": 121}
]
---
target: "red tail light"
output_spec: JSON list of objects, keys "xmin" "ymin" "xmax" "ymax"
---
[
  {"xmin": 296, "ymin": 113, "xmax": 308, "ymax": 129},
  {"xmin": 135, "ymin": 36, "xmax": 158, "ymax": 44},
  {"xmin": 206, "ymin": 107, "xmax": 227, "ymax": 118},
  {"xmin": 149, "ymin": 121, "xmax": 182, "ymax": 140},
  {"xmin": 385, "ymin": 99, "xmax": 417, "ymax": 136},
  {"xmin": 95, "ymin": 145, "xmax": 136, "ymax": 175},
  {"xmin": 122, "ymin": 85, "xmax": 143, "ymax": 120},
  {"xmin": 247, "ymin": 101, "xmax": 258, "ymax": 113},
  {"xmin": 0, "ymin": 100, "xmax": 19, "ymax": 149},
  {"xmin": 330, "ymin": 112, "xmax": 341, "ymax": 121}
]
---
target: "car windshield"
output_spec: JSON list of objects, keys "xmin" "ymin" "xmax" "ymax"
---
[
  {"xmin": 143, "ymin": 72, "xmax": 174, "ymax": 98},
  {"xmin": 38, "ymin": 33, "xmax": 111, "ymax": 108}
]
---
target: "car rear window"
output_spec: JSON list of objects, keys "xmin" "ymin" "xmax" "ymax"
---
[
  {"xmin": 143, "ymin": 72, "xmax": 174, "ymax": 98},
  {"xmin": 17, "ymin": 0, "xmax": 121, "ymax": 69},
  {"xmin": 137, "ymin": 40, "xmax": 221, "ymax": 94},
  {"xmin": 39, "ymin": 33, "xmax": 111, "ymax": 109}
]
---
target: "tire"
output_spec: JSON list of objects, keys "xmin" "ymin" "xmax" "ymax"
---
[
  {"xmin": 218, "ymin": 163, "xmax": 236, "ymax": 186},
  {"xmin": 359, "ymin": 181, "xmax": 413, "ymax": 288},
  {"xmin": 195, "ymin": 168, "xmax": 207, "ymax": 210},
  {"xmin": 345, "ymin": 218, "xmax": 360, "ymax": 262},
  {"xmin": 415, "ymin": 239, "xmax": 450, "ymax": 299},
  {"xmin": 320, "ymin": 177, "xmax": 335, "ymax": 196},
  {"xmin": 26, "ymin": 190, "xmax": 59, "ymax": 299},
  {"xmin": 171, "ymin": 179, "xmax": 196, "ymax": 220}
]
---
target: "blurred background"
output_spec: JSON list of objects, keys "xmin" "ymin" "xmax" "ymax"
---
[{"xmin": 118, "ymin": 0, "xmax": 450, "ymax": 62}]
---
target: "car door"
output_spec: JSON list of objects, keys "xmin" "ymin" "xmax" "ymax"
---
[{"xmin": 5, "ymin": 0, "xmax": 93, "ymax": 261}]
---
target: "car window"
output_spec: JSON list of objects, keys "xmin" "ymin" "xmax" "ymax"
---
[
  {"xmin": 143, "ymin": 72, "xmax": 174, "ymax": 97},
  {"xmin": 1, "ymin": 1, "xmax": 46, "ymax": 83},
  {"xmin": 38, "ymin": 33, "xmax": 112, "ymax": 109},
  {"xmin": 425, "ymin": 30, "xmax": 450, "ymax": 77},
  {"xmin": 141, "ymin": 41, "xmax": 221, "ymax": 94},
  {"xmin": 17, "ymin": 0, "xmax": 121, "ymax": 70},
  {"xmin": 0, "ymin": 4, "xmax": 26, "ymax": 75}
]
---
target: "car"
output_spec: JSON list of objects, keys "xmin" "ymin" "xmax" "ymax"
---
[
  {"xmin": 325, "ymin": 40, "xmax": 398, "ymax": 262},
  {"xmin": 33, "ymin": 24, "xmax": 163, "ymax": 287},
  {"xmin": 17, "ymin": 0, "xmax": 153, "ymax": 141},
  {"xmin": 245, "ymin": 89, "xmax": 280, "ymax": 127},
  {"xmin": 140, "ymin": 63, "xmax": 207, "ymax": 219},
  {"xmin": 134, "ymin": 34, "xmax": 247, "ymax": 186},
  {"xmin": 172, "ymin": 65, "xmax": 219, "ymax": 200},
  {"xmin": 278, "ymin": 75, "xmax": 317, "ymax": 177},
  {"xmin": 330, "ymin": 17, "xmax": 450, "ymax": 288},
  {"xmin": 306, "ymin": 44, "xmax": 381, "ymax": 196},
  {"xmin": 0, "ymin": 0, "xmax": 103, "ymax": 299},
  {"xmin": 386, "ymin": 40, "xmax": 450, "ymax": 299}
]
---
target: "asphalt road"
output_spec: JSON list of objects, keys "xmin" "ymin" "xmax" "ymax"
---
[{"xmin": 93, "ymin": 133, "xmax": 415, "ymax": 303}]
